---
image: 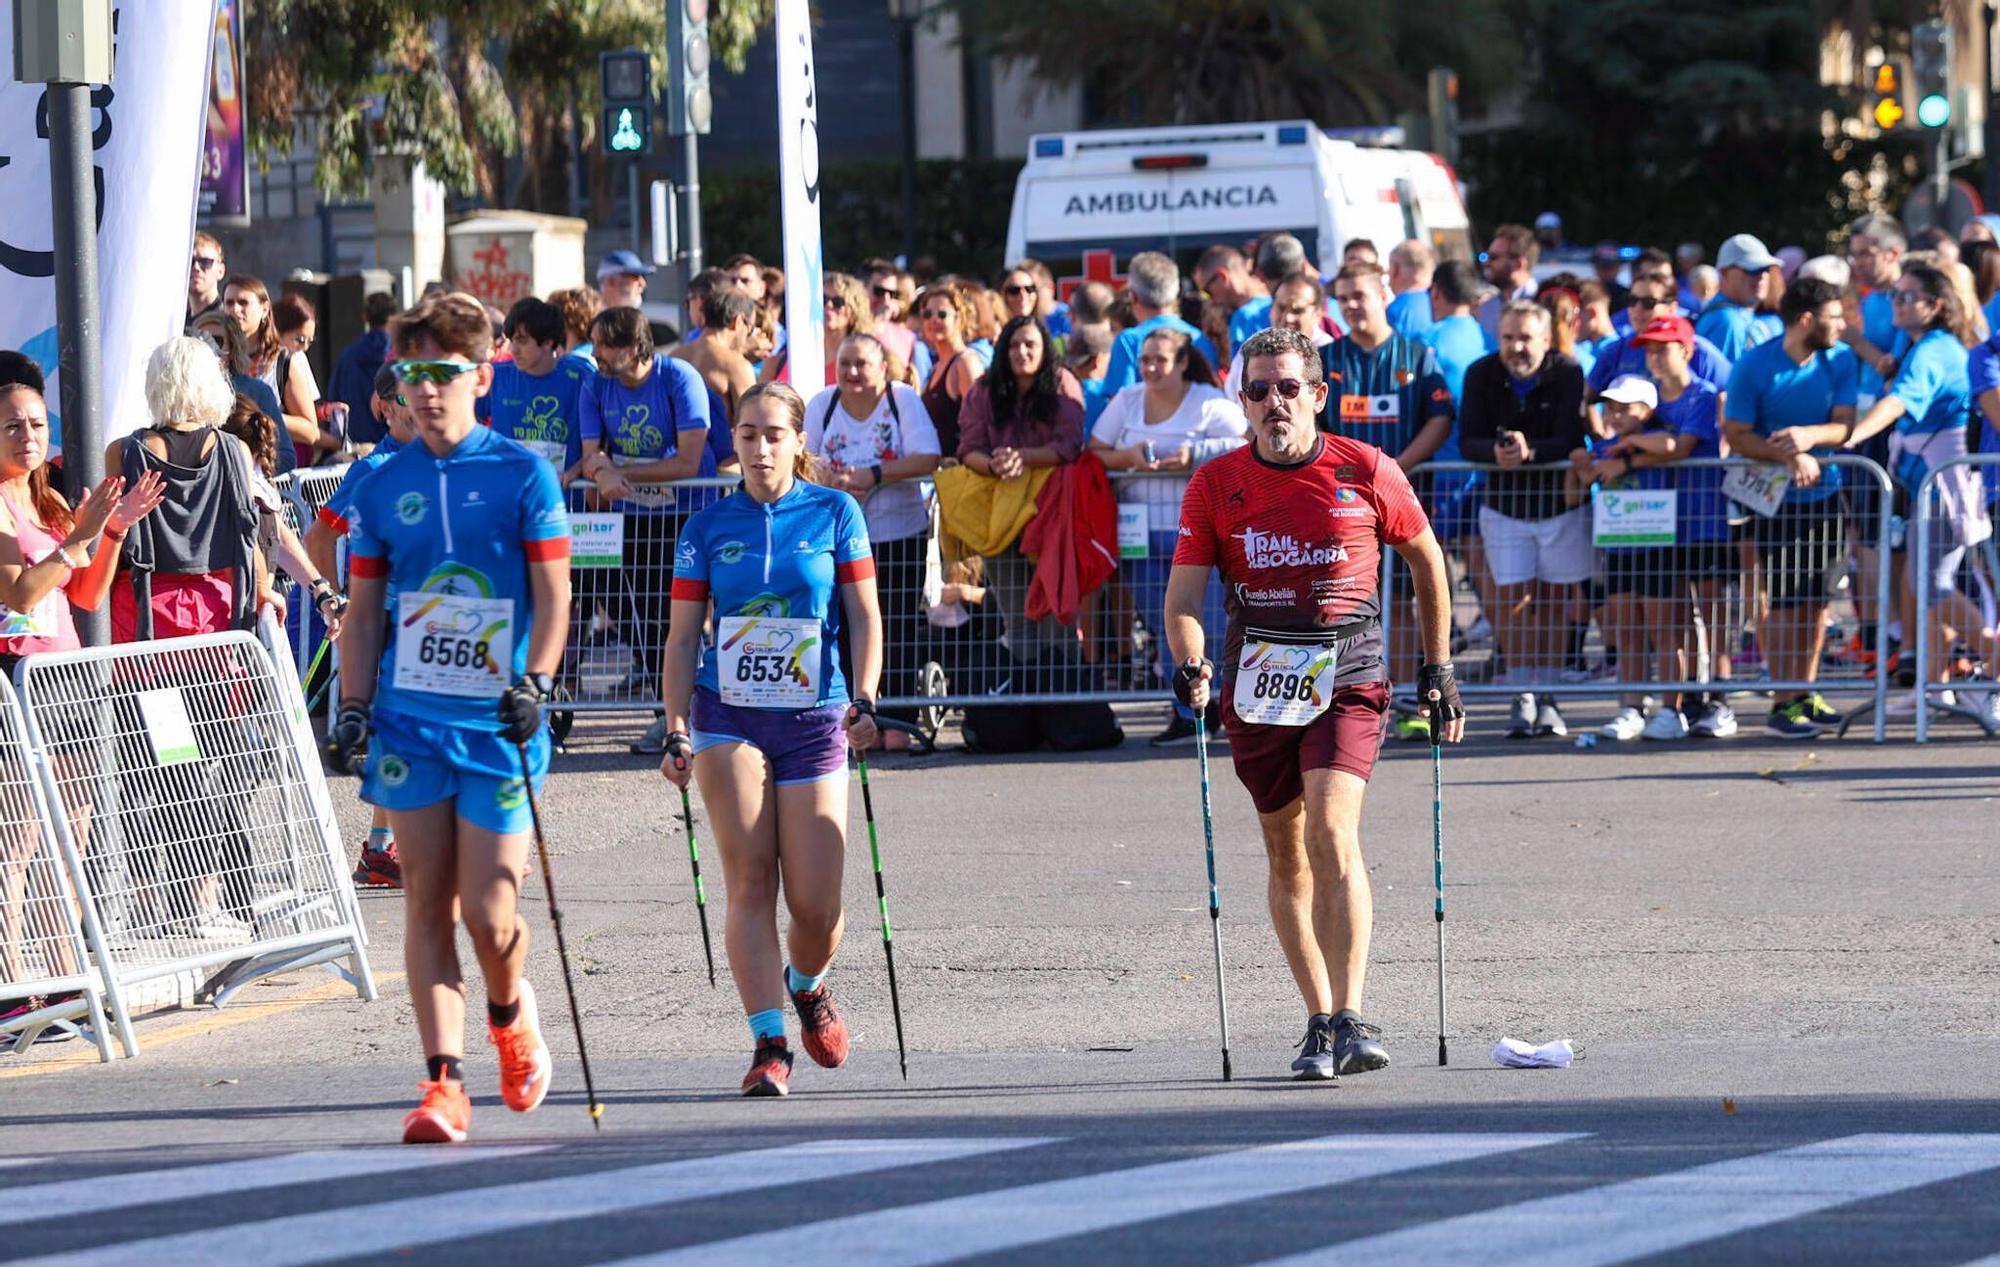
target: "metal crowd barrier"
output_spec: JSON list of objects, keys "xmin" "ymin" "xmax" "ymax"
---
[
  {"xmin": 1381, "ymin": 457, "xmax": 1892, "ymax": 743},
  {"xmin": 12, "ymin": 630, "xmax": 374, "ymax": 1054},
  {"xmin": 1909, "ymin": 454, "xmax": 2000, "ymax": 743},
  {"xmin": 0, "ymin": 671, "xmax": 124, "ymax": 1059}
]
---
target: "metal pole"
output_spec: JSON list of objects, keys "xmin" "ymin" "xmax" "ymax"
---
[
  {"xmin": 1987, "ymin": 1, "xmax": 2000, "ymax": 214},
  {"xmin": 567, "ymin": 83, "xmax": 585, "ymax": 219},
  {"xmin": 628, "ymin": 161, "xmax": 642, "ymax": 254},
  {"xmin": 1935, "ymin": 129, "xmax": 1950, "ymax": 207},
  {"xmin": 897, "ymin": 15, "xmax": 919, "ymax": 263},
  {"xmin": 682, "ymin": 129, "xmax": 703, "ymax": 328},
  {"xmin": 47, "ymin": 82, "xmax": 105, "ymax": 648}
]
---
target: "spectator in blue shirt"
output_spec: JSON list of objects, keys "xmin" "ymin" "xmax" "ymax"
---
[
  {"xmin": 1194, "ymin": 243, "xmax": 1268, "ymax": 363},
  {"xmin": 1228, "ymin": 232, "xmax": 1311, "ymax": 356},
  {"xmin": 328, "ymin": 291, "xmax": 398, "ymax": 447},
  {"xmin": 477, "ymin": 297, "xmax": 588, "ymax": 479},
  {"xmin": 1100, "ymin": 251, "xmax": 1219, "ymax": 395},
  {"xmin": 1844, "ymin": 213, "xmax": 1907, "ymax": 404},
  {"xmin": 1064, "ymin": 320, "xmax": 1115, "ymax": 430},
  {"xmin": 1590, "ymin": 275, "xmax": 1733, "ymax": 402},
  {"xmin": 1386, "ymin": 239, "xmax": 1436, "ymax": 338},
  {"xmin": 1696, "ymin": 234, "xmax": 1783, "ymax": 363}
]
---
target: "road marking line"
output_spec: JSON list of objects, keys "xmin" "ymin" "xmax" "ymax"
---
[
  {"xmin": 0, "ymin": 1146, "xmax": 550, "ymax": 1222},
  {"xmin": 607, "ymin": 1132, "xmax": 1581, "ymax": 1267},
  {"xmin": 0, "ymin": 973, "xmax": 403, "ymax": 1081},
  {"xmin": 1248, "ymin": 1133, "xmax": 2000, "ymax": 1266},
  {"xmin": 19, "ymin": 1137, "xmax": 1051, "ymax": 1267}
]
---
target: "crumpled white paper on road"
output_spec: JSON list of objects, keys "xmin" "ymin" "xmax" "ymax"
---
[{"xmin": 1492, "ymin": 1036, "xmax": 1576, "ymax": 1068}]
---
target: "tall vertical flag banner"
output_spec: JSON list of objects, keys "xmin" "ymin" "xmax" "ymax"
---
[
  {"xmin": 776, "ymin": 0, "xmax": 825, "ymax": 394},
  {"xmin": 199, "ymin": 0, "xmax": 249, "ymax": 226},
  {"xmin": 0, "ymin": 2, "xmax": 213, "ymax": 446}
]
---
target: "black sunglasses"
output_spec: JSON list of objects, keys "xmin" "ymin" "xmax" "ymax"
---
[
  {"xmin": 824, "ymin": 294, "xmax": 848, "ymax": 310},
  {"xmin": 1003, "ymin": 283, "xmax": 1037, "ymax": 296},
  {"xmin": 1243, "ymin": 378, "xmax": 1306, "ymax": 402},
  {"xmin": 871, "ymin": 285, "xmax": 900, "ymax": 300}
]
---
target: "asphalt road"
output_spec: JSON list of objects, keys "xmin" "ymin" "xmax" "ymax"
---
[{"xmin": 4, "ymin": 700, "xmax": 1998, "ymax": 1265}]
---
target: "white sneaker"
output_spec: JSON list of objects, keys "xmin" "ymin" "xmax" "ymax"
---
[
  {"xmin": 1534, "ymin": 700, "xmax": 1568, "ymax": 737},
  {"xmin": 1598, "ymin": 707, "xmax": 1646, "ymax": 741},
  {"xmin": 1690, "ymin": 700, "xmax": 1738, "ymax": 738},
  {"xmin": 1642, "ymin": 708, "xmax": 1690, "ymax": 741},
  {"xmin": 1507, "ymin": 693, "xmax": 1537, "ymax": 738},
  {"xmin": 1885, "ymin": 689, "xmax": 1956, "ymax": 719},
  {"xmin": 1971, "ymin": 689, "xmax": 2000, "ymax": 735}
]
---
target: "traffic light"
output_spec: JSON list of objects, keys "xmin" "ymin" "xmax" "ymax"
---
[
  {"xmin": 1869, "ymin": 59, "xmax": 1906, "ymax": 131},
  {"xmin": 600, "ymin": 49, "xmax": 654, "ymax": 156},
  {"xmin": 667, "ymin": 0, "xmax": 712, "ymax": 136},
  {"xmin": 1911, "ymin": 20, "xmax": 1951, "ymax": 129},
  {"xmin": 1426, "ymin": 67, "xmax": 1460, "ymax": 165}
]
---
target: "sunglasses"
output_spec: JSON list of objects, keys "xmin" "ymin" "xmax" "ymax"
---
[
  {"xmin": 191, "ymin": 255, "xmax": 220, "ymax": 271},
  {"xmin": 391, "ymin": 359, "xmax": 480, "ymax": 386},
  {"xmin": 871, "ymin": 285, "xmax": 900, "ymax": 300},
  {"xmin": 1243, "ymin": 378, "xmax": 1306, "ymax": 402},
  {"xmin": 1631, "ymin": 297, "xmax": 1666, "ymax": 310},
  {"xmin": 920, "ymin": 308, "xmax": 954, "ymax": 321},
  {"xmin": 1003, "ymin": 283, "xmax": 1037, "ymax": 296},
  {"xmin": 823, "ymin": 294, "xmax": 847, "ymax": 310},
  {"xmin": 1890, "ymin": 289, "xmax": 1930, "ymax": 306}
]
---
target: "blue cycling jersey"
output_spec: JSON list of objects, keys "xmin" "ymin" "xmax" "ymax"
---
[
  {"xmin": 671, "ymin": 480, "xmax": 874, "ymax": 708},
  {"xmin": 318, "ymin": 435, "xmax": 402, "ymax": 537},
  {"xmin": 478, "ymin": 359, "xmax": 587, "ymax": 471},
  {"xmin": 347, "ymin": 425, "xmax": 570, "ymax": 730}
]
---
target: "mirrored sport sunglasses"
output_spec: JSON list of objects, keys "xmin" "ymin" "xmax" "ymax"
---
[
  {"xmin": 391, "ymin": 359, "xmax": 480, "ymax": 386},
  {"xmin": 1243, "ymin": 377, "xmax": 1306, "ymax": 402}
]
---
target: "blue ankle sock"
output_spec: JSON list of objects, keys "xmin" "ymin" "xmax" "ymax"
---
[
  {"xmin": 785, "ymin": 964, "xmax": 825, "ymax": 994},
  {"xmin": 747, "ymin": 1008, "xmax": 786, "ymax": 1042},
  {"xmin": 368, "ymin": 826, "xmax": 393, "ymax": 848}
]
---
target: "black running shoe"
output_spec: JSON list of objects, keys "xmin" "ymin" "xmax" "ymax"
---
[
  {"xmin": 1331, "ymin": 1011, "xmax": 1390, "ymax": 1074},
  {"xmin": 1289, "ymin": 1014, "xmax": 1337, "ymax": 1081}
]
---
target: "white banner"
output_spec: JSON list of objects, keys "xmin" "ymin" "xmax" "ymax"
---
[
  {"xmin": 775, "ymin": 0, "xmax": 825, "ymax": 395},
  {"xmin": 0, "ymin": 2, "xmax": 212, "ymax": 448}
]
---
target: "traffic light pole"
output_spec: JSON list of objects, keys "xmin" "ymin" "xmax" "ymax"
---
[
  {"xmin": 1987, "ymin": 0, "xmax": 2000, "ymax": 213},
  {"xmin": 683, "ymin": 130, "xmax": 702, "ymax": 318}
]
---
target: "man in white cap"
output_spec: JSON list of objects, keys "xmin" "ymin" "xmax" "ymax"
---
[
  {"xmin": 597, "ymin": 249, "xmax": 655, "ymax": 311},
  {"xmin": 1696, "ymin": 234, "xmax": 1782, "ymax": 362},
  {"xmin": 1534, "ymin": 211, "xmax": 1565, "ymax": 255}
]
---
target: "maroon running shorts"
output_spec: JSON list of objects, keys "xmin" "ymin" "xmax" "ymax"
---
[{"xmin": 1223, "ymin": 680, "xmax": 1392, "ymax": 814}]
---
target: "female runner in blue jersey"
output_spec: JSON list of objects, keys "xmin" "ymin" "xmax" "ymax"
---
[{"xmin": 660, "ymin": 382, "xmax": 882, "ymax": 1096}]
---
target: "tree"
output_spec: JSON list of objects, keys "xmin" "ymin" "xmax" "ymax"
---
[
  {"xmin": 245, "ymin": 0, "xmax": 773, "ymax": 204},
  {"xmin": 944, "ymin": 0, "xmax": 1528, "ymax": 127}
]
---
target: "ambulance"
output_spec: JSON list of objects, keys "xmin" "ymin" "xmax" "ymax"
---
[{"xmin": 1002, "ymin": 120, "xmax": 1473, "ymax": 286}]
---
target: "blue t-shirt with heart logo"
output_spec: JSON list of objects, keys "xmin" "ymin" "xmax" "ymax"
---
[
  {"xmin": 478, "ymin": 359, "xmax": 587, "ymax": 472},
  {"xmin": 578, "ymin": 353, "xmax": 716, "ymax": 514}
]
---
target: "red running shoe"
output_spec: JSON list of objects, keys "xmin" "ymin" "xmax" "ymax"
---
[
  {"xmin": 741, "ymin": 1037, "xmax": 793, "ymax": 1097},
  {"xmin": 352, "ymin": 842, "xmax": 402, "ymax": 889},
  {"xmin": 402, "ymin": 1079, "xmax": 471, "ymax": 1143},
  {"xmin": 789, "ymin": 981, "xmax": 850, "ymax": 1069}
]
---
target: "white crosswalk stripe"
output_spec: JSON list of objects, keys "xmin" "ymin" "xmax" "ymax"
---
[
  {"xmin": 603, "ymin": 1132, "xmax": 1582, "ymax": 1267},
  {"xmin": 14, "ymin": 1137, "xmax": 1049, "ymax": 1267},
  {"xmin": 0, "ymin": 1146, "xmax": 549, "ymax": 1224},
  {"xmin": 1248, "ymin": 1133, "xmax": 2000, "ymax": 1267}
]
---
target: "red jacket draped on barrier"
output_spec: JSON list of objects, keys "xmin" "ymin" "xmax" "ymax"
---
[{"xmin": 1021, "ymin": 451, "xmax": 1118, "ymax": 624}]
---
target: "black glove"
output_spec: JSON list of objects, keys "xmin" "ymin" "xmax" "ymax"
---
[
  {"xmin": 311, "ymin": 582, "xmax": 348, "ymax": 622},
  {"xmin": 1417, "ymin": 662, "xmax": 1464, "ymax": 739},
  {"xmin": 1171, "ymin": 658, "xmax": 1213, "ymax": 708},
  {"xmin": 498, "ymin": 673, "xmax": 553, "ymax": 744},
  {"xmin": 330, "ymin": 700, "xmax": 371, "ymax": 773},
  {"xmin": 664, "ymin": 729, "xmax": 693, "ymax": 771}
]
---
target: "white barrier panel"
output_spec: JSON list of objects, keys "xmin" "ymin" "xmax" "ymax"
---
[
  {"xmin": 0, "ymin": 672, "xmax": 124, "ymax": 1060},
  {"xmin": 15, "ymin": 632, "xmax": 373, "ymax": 1050}
]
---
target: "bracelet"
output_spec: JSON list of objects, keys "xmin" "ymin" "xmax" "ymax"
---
[
  {"xmin": 869, "ymin": 464, "xmax": 884, "ymax": 487},
  {"xmin": 55, "ymin": 543, "xmax": 86, "ymax": 569}
]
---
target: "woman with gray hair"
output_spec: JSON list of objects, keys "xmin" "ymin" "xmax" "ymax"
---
[{"xmin": 106, "ymin": 336, "xmax": 267, "ymax": 641}]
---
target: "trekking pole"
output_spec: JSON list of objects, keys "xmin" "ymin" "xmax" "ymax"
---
[
  {"xmin": 300, "ymin": 638, "xmax": 331, "ymax": 712},
  {"xmin": 1194, "ymin": 718, "xmax": 1233, "ymax": 1082},
  {"xmin": 515, "ymin": 742, "xmax": 604, "ymax": 1128},
  {"xmin": 1429, "ymin": 697, "xmax": 1449, "ymax": 1068},
  {"xmin": 855, "ymin": 750, "xmax": 910, "ymax": 1080},
  {"xmin": 678, "ymin": 787, "xmax": 717, "ymax": 987}
]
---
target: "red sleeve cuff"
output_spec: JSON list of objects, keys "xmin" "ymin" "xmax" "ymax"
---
[
  {"xmin": 349, "ymin": 554, "xmax": 390, "ymax": 579},
  {"xmin": 836, "ymin": 557, "xmax": 876, "ymax": 584},
  {"xmin": 523, "ymin": 536, "xmax": 570, "ymax": 563},
  {"xmin": 670, "ymin": 578, "xmax": 710, "ymax": 602},
  {"xmin": 315, "ymin": 506, "xmax": 349, "ymax": 535}
]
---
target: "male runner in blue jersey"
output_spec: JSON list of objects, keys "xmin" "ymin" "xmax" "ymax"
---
[{"xmin": 330, "ymin": 292, "xmax": 574, "ymax": 1143}]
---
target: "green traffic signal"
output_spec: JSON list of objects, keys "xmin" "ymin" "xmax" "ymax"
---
[
  {"xmin": 1917, "ymin": 93, "xmax": 1952, "ymax": 128},
  {"xmin": 610, "ymin": 107, "xmax": 645, "ymax": 152}
]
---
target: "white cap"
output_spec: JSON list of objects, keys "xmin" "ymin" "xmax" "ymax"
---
[
  {"xmin": 1601, "ymin": 374, "xmax": 1658, "ymax": 409},
  {"xmin": 1716, "ymin": 233, "xmax": 1780, "ymax": 274}
]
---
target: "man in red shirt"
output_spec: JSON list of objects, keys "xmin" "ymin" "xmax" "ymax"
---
[{"xmin": 1165, "ymin": 326, "xmax": 1466, "ymax": 1080}]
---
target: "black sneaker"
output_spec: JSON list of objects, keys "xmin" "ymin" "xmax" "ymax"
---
[
  {"xmin": 1331, "ymin": 1011, "xmax": 1390, "ymax": 1074},
  {"xmin": 1149, "ymin": 713, "xmax": 1200, "ymax": 747},
  {"xmin": 1290, "ymin": 1013, "xmax": 1337, "ymax": 1081}
]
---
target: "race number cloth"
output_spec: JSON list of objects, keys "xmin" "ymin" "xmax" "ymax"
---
[
  {"xmin": 672, "ymin": 480, "xmax": 875, "ymax": 709},
  {"xmin": 347, "ymin": 424, "xmax": 570, "ymax": 730},
  {"xmin": 1233, "ymin": 627, "xmax": 1340, "ymax": 726},
  {"xmin": 394, "ymin": 593, "xmax": 513, "ymax": 698},
  {"xmin": 1722, "ymin": 462, "xmax": 1790, "ymax": 518},
  {"xmin": 1175, "ymin": 434, "xmax": 1427, "ymax": 691},
  {"xmin": 717, "ymin": 615, "xmax": 822, "ymax": 708}
]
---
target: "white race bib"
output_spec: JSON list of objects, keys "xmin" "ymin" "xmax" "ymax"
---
[
  {"xmin": 395, "ymin": 593, "xmax": 515, "ymax": 698},
  {"xmin": 1233, "ymin": 634, "xmax": 1340, "ymax": 726},
  {"xmin": 1722, "ymin": 462, "xmax": 1789, "ymax": 518},
  {"xmin": 717, "ymin": 615, "xmax": 822, "ymax": 709},
  {"xmin": 521, "ymin": 438, "xmax": 568, "ymax": 468}
]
